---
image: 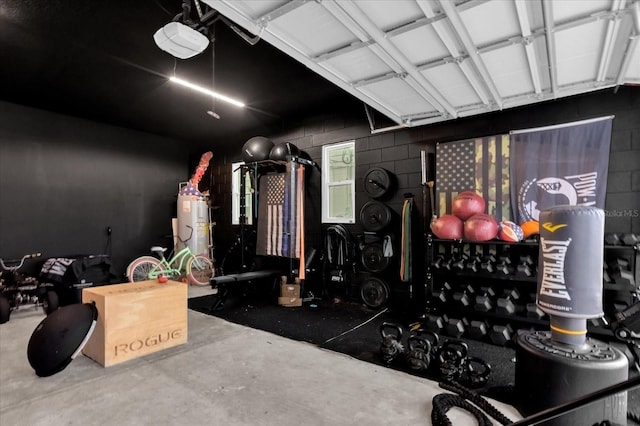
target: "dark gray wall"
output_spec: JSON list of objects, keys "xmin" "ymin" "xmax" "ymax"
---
[
  {"xmin": 0, "ymin": 101, "xmax": 188, "ymax": 277},
  {"xmin": 210, "ymin": 87, "xmax": 639, "ymax": 307},
  {"xmin": 1, "ymin": 87, "xmax": 638, "ymax": 285},
  {"xmin": 216, "ymin": 88, "xmax": 640, "ymax": 223},
  {"xmin": 270, "ymin": 86, "xmax": 640, "ymax": 238}
]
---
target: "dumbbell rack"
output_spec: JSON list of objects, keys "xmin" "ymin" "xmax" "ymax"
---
[{"xmin": 425, "ymin": 234, "xmax": 639, "ymax": 346}]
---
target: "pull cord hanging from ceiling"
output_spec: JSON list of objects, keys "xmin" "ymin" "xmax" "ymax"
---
[{"xmin": 206, "ymin": 21, "xmax": 220, "ymax": 119}]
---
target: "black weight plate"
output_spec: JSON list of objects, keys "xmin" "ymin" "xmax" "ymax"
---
[
  {"xmin": 361, "ymin": 243, "xmax": 390, "ymax": 273},
  {"xmin": 360, "ymin": 277, "xmax": 390, "ymax": 309},
  {"xmin": 360, "ymin": 201, "xmax": 392, "ymax": 232},
  {"xmin": 27, "ymin": 303, "xmax": 98, "ymax": 377},
  {"xmin": 363, "ymin": 167, "xmax": 392, "ymax": 199}
]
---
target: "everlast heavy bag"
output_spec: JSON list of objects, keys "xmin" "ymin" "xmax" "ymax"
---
[{"xmin": 515, "ymin": 206, "xmax": 628, "ymax": 424}]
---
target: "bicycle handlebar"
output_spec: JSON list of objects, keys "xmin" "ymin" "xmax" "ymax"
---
[{"xmin": 0, "ymin": 252, "xmax": 42, "ymax": 271}]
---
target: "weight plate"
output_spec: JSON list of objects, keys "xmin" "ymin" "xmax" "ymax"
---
[
  {"xmin": 361, "ymin": 243, "xmax": 390, "ymax": 273},
  {"xmin": 360, "ymin": 201, "xmax": 392, "ymax": 232},
  {"xmin": 360, "ymin": 277, "xmax": 390, "ymax": 309},
  {"xmin": 363, "ymin": 167, "xmax": 392, "ymax": 199},
  {"xmin": 27, "ymin": 303, "xmax": 98, "ymax": 377}
]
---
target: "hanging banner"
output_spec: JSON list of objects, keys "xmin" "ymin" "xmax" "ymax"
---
[
  {"xmin": 509, "ymin": 116, "xmax": 613, "ymax": 224},
  {"xmin": 255, "ymin": 164, "xmax": 301, "ymax": 258},
  {"xmin": 257, "ymin": 173, "xmax": 286, "ymax": 257},
  {"xmin": 435, "ymin": 134, "xmax": 511, "ymax": 221}
]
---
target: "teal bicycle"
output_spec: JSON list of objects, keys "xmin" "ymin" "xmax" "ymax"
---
[{"xmin": 126, "ymin": 227, "xmax": 214, "ymax": 286}]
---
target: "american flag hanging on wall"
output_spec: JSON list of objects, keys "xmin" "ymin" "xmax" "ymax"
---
[
  {"xmin": 255, "ymin": 173, "xmax": 285, "ymax": 257},
  {"xmin": 255, "ymin": 167, "xmax": 300, "ymax": 258},
  {"xmin": 435, "ymin": 135, "xmax": 511, "ymax": 222}
]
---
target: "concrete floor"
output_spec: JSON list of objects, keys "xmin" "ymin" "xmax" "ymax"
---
[{"xmin": 0, "ymin": 286, "xmax": 522, "ymax": 426}]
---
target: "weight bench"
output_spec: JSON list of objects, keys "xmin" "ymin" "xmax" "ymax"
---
[{"xmin": 209, "ymin": 269, "xmax": 282, "ymax": 310}]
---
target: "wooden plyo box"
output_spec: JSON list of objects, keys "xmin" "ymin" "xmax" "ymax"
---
[{"xmin": 81, "ymin": 280, "xmax": 188, "ymax": 367}]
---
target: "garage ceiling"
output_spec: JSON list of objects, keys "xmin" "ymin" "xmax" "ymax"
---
[
  {"xmin": 0, "ymin": 0, "xmax": 360, "ymax": 152},
  {"xmin": 1, "ymin": 1, "xmax": 638, "ymax": 151},
  {"xmin": 207, "ymin": 0, "xmax": 640, "ymax": 129}
]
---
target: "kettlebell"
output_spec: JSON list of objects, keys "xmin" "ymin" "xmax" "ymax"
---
[
  {"xmin": 406, "ymin": 329, "xmax": 439, "ymax": 372},
  {"xmin": 436, "ymin": 339, "xmax": 469, "ymax": 381},
  {"xmin": 379, "ymin": 322, "xmax": 404, "ymax": 365},
  {"xmin": 459, "ymin": 356, "xmax": 492, "ymax": 388}
]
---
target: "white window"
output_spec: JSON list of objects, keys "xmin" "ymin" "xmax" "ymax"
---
[
  {"xmin": 322, "ymin": 141, "xmax": 356, "ymax": 223},
  {"xmin": 231, "ymin": 162, "xmax": 253, "ymax": 225}
]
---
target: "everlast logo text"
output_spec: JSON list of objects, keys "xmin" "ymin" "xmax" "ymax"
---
[
  {"xmin": 539, "ymin": 237, "xmax": 572, "ymax": 301},
  {"xmin": 114, "ymin": 329, "xmax": 183, "ymax": 356}
]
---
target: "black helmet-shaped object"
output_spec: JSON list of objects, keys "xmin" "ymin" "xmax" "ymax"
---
[
  {"xmin": 241, "ymin": 136, "xmax": 274, "ymax": 163},
  {"xmin": 269, "ymin": 142, "xmax": 300, "ymax": 161}
]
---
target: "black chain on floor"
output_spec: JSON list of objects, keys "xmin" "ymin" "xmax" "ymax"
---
[{"xmin": 431, "ymin": 381, "xmax": 514, "ymax": 426}]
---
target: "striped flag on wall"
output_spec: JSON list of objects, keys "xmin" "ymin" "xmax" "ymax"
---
[
  {"xmin": 265, "ymin": 173, "xmax": 285, "ymax": 256},
  {"xmin": 435, "ymin": 135, "xmax": 511, "ymax": 222},
  {"xmin": 256, "ymin": 164, "xmax": 301, "ymax": 258}
]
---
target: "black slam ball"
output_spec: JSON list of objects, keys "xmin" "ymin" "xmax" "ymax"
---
[
  {"xmin": 269, "ymin": 142, "xmax": 300, "ymax": 161},
  {"xmin": 241, "ymin": 136, "xmax": 274, "ymax": 163}
]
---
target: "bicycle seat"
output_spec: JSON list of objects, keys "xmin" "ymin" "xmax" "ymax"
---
[{"xmin": 150, "ymin": 246, "xmax": 167, "ymax": 254}]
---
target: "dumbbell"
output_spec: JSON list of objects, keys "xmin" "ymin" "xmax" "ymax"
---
[
  {"xmin": 445, "ymin": 317, "xmax": 469, "ymax": 338},
  {"xmin": 452, "ymin": 253, "xmax": 470, "ymax": 271},
  {"xmin": 603, "ymin": 265, "xmax": 613, "ymax": 284},
  {"xmin": 432, "ymin": 281, "xmax": 453, "ymax": 304},
  {"xmin": 496, "ymin": 288, "xmax": 521, "ymax": 315},
  {"xmin": 465, "ymin": 254, "xmax": 483, "ymax": 272},
  {"xmin": 516, "ymin": 255, "xmax": 536, "ymax": 277},
  {"xmin": 452, "ymin": 284, "xmax": 475, "ymax": 308},
  {"xmin": 467, "ymin": 320, "xmax": 490, "ymax": 341},
  {"xmin": 520, "ymin": 254, "xmax": 535, "ymax": 265},
  {"xmin": 489, "ymin": 324, "xmax": 514, "ymax": 346},
  {"xmin": 604, "ymin": 233, "xmax": 621, "ymax": 246},
  {"xmin": 480, "ymin": 254, "xmax": 497, "ymax": 273},
  {"xmin": 474, "ymin": 286, "xmax": 496, "ymax": 312},
  {"xmin": 607, "ymin": 259, "xmax": 635, "ymax": 287},
  {"xmin": 496, "ymin": 256, "xmax": 515, "ymax": 275},
  {"xmin": 589, "ymin": 316, "xmax": 609, "ymax": 329},
  {"xmin": 620, "ymin": 233, "xmax": 639, "ymax": 246},
  {"xmin": 526, "ymin": 303, "xmax": 546, "ymax": 319},
  {"xmin": 608, "ymin": 258, "xmax": 630, "ymax": 270},
  {"xmin": 441, "ymin": 256, "xmax": 455, "ymax": 271},
  {"xmin": 424, "ymin": 314, "xmax": 448, "ymax": 334},
  {"xmin": 431, "ymin": 254, "xmax": 446, "ymax": 270},
  {"xmin": 516, "ymin": 263, "xmax": 535, "ymax": 277}
]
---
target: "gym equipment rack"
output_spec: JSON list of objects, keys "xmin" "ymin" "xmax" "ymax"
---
[{"xmin": 424, "ymin": 235, "xmax": 639, "ymax": 345}]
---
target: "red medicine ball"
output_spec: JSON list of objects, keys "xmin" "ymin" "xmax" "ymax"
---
[
  {"xmin": 431, "ymin": 214, "xmax": 464, "ymax": 240},
  {"xmin": 464, "ymin": 214, "xmax": 499, "ymax": 242},
  {"xmin": 452, "ymin": 191, "xmax": 486, "ymax": 221}
]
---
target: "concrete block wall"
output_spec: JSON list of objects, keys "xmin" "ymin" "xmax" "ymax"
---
[{"xmin": 208, "ymin": 87, "xmax": 639, "ymax": 309}]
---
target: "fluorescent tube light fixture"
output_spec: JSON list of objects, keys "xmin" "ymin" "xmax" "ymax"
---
[{"xmin": 169, "ymin": 76, "xmax": 245, "ymax": 108}]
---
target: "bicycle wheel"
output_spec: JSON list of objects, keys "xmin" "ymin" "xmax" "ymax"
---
[
  {"xmin": 187, "ymin": 255, "xmax": 214, "ymax": 286},
  {"xmin": 127, "ymin": 256, "xmax": 165, "ymax": 282},
  {"xmin": 0, "ymin": 295, "xmax": 10, "ymax": 324},
  {"xmin": 42, "ymin": 290, "xmax": 59, "ymax": 315}
]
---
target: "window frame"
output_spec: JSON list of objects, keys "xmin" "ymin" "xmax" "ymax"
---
[{"xmin": 321, "ymin": 140, "xmax": 356, "ymax": 224}]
